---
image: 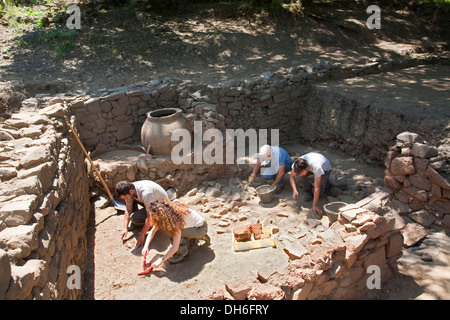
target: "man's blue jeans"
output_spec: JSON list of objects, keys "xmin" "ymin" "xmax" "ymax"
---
[{"xmin": 261, "ymin": 162, "xmax": 292, "ymax": 187}]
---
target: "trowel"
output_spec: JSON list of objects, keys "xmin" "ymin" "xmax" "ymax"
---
[
  {"xmin": 138, "ymin": 250, "xmax": 154, "ymax": 275},
  {"xmin": 68, "ymin": 123, "xmax": 126, "ymax": 211}
]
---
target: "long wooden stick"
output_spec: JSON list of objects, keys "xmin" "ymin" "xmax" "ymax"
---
[{"xmin": 67, "ymin": 123, "xmax": 114, "ymax": 201}]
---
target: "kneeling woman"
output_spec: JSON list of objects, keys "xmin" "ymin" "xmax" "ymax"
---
[{"xmin": 142, "ymin": 199, "xmax": 210, "ymax": 266}]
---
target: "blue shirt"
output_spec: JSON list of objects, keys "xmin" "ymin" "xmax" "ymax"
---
[{"xmin": 258, "ymin": 146, "xmax": 292, "ymax": 173}]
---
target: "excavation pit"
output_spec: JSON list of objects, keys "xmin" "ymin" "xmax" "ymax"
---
[{"xmin": 1, "ymin": 57, "xmax": 449, "ymax": 300}]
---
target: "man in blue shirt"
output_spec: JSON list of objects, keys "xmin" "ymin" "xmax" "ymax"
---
[{"xmin": 248, "ymin": 145, "xmax": 293, "ymax": 193}]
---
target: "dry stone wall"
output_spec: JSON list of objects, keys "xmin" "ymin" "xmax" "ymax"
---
[
  {"xmin": 31, "ymin": 54, "xmax": 448, "ymax": 166},
  {"xmin": 0, "ymin": 103, "xmax": 90, "ymax": 299},
  {"xmin": 384, "ymin": 131, "xmax": 450, "ymax": 230}
]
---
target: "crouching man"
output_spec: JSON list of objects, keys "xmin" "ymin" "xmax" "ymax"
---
[{"xmin": 290, "ymin": 152, "xmax": 331, "ymax": 216}]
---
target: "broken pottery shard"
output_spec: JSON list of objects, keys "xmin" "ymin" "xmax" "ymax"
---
[{"xmin": 283, "ymin": 242, "xmax": 308, "ymax": 260}]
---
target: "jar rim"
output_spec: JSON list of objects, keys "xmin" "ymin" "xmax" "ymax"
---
[{"xmin": 146, "ymin": 108, "xmax": 182, "ymax": 122}]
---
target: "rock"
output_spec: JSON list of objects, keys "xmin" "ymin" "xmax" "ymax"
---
[
  {"xmin": 283, "ymin": 242, "xmax": 308, "ymax": 260},
  {"xmin": 362, "ymin": 246, "xmax": 386, "ymax": 271},
  {"xmin": 426, "ymin": 166, "xmax": 450, "ymax": 190},
  {"xmin": 440, "ymin": 214, "xmax": 450, "ymax": 228},
  {"xmin": 0, "ymin": 249, "xmax": 11, "ymax": 300},
  {"xmin": 409, "ymin": 209, "xmax": 436, "ymax": 228},
  {"xmin": 233, "ymin": 225, "xmax": 252, "ymax": 242},
  {"xmin": 390, "ymin": 157, "xmax": 416, "ymax": 176},
  {"xmin": 292, "ymin": 282, "xmax": 313, "ymax": 300},
  {"xmin": 251, "ymin": 223, "xmax": 263, "ymax": 240},
  {"xmin": 247, "ymin": 283, "xmax": 285, "ymax": 300},
  {"xmin": 411, "ymin": 142, "xmax": 438, "ymax": 159},
  {"xmin": 20, "ymin": 146, "xmax": 52, "ymax": 169},
  {"xmin": 5, "ymin": 259, "xmax": 46, "ymax": 300},
  {"xmin": 40, "ymin": 103, "xmax": 66, "ymax": 118},
  {"xmin": 218, "ymin": 220, "xmax": 230, "ymax": 228},
  {"xmin": 0, "ymin": 166, "xmax": 17, "ymax": 180},
  {"xmin": 396, "ymin": 132, "xmax": 423, "ymax": 147},
  {"xmin": 231, "ymin": 192, "xmax": 242, "ymax": 201},
  {"xmin": 306, "ymin": 218, "xmax": 321, "ymax": 228},
  {"xmin": 409, "ymin": 174, "xmax": 432, "ymax": 191},
  {"xmin": 186, "ymin": 187, "xmax": 198, "ymax": 196},
  {"xmin": 344, "ymin": 244, "xmax": 357, "ymax": 268},
  {"xmin": 206, "ymin": 187, "xmax": 222, "ymax": 198},
  {"xmin": 0, "ymin": 224, "xmax": 39, "ymax": 256},
  {"xmin": 386, "ymin": 232, "xmax": 404, "ymax": 258},
  {"xmin": 225, "ymin": 278, "xmax": 256, "ymax": 300},
  {"xmin": 401, "ymin": 223, "xmax": 429, "ymax": 247},
  {"xmin": 0, "ymin": 194, "xmax": 39, "ymax": 227},
  {"xmin": 317, "ymin": 229, "xmax": 345, "ymax": 250},
  {"xmin": 344, "ymin": 234, "xmax": 368, "ymax": 253}
]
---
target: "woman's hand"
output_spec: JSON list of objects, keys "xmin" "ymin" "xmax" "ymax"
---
[{"xmin": 152, "ymin": 257, "xmax": 164, "ymax": 268}]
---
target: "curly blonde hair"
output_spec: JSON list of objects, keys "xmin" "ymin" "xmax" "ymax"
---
[{"xmin": 148, "ymin": 199, "xmax": 190, "ymax": 235}]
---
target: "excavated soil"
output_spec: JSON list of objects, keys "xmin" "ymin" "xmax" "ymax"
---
[{"xmin": 82, "ymin": 144, "xmax": 450, "ymax": 300}]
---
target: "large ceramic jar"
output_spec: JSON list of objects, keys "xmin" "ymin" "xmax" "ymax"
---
[{"xmin": 141, "ymin": 108, "xmax": 190, "ymax": 155}]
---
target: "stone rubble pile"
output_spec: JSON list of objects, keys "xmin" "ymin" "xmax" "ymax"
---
[
  {"xmin": 202, "ymin": 191, "xmax": 404, "ymax": 300},
  {"xmin": 0, "ymin": 103, "xmax": 90, "ymax": 299},
  {"xmin": 384, "ymin": 131, "xmax": 450, "ymax": 230}
]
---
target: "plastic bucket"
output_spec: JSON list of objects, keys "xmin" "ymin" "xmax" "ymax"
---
[{"xmin": 256, "ymin": 185, "xmax": 276, "ymax": 203}]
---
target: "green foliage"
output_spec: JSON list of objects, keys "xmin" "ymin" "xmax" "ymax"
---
[{"xmin": 18, "ymin": 27, "xmax": 77, "ymax": 57}]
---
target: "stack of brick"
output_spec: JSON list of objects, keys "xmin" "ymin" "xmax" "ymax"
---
[
  {"xmin": 384, "ymin": 131, "xmax": 450, "ymax": 229},
  {"xmin": 202, "ymin": 191, "xmax": 404, "ymax": 300}
]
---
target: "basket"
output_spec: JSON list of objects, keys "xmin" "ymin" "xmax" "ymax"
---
[
  {"xmin": 255, "ymin": 184, "xmax": 276, "ymax": 203},
  {"xmin": 323, "ymin": 201, "xmax": 348, "ymax": 224}
]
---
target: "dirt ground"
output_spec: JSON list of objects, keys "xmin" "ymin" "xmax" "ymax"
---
[
  {"xmin": 0, "ymin": 1, "xmax": 449, "ymax": 300},
  {"xmin": 83, "ymin": 143, "xmax": 450, "ymax": 300},
  {"xmin": 0, "ymin": 2, "xmax": 449, "ymax": 97}
]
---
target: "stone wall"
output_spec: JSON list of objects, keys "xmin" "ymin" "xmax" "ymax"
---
[
  {"xmin": 384, "ymin": 131, "xmax": 450, "ymax": 230},
  {"xmin": 30, "ymin": 54, "xmax": 448, "ymax": 166},
  {"xmin": 202, "ymin": 191, "xmax": 405, "ymax": 300},
  {"xmin": 0, "ymin": 103, "xmax": 90, "ymax": 299}
]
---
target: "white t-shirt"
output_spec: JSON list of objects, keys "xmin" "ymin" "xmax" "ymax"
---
[
  {"xmin": 132, "ymin": 180, "xmax": 168, "ymax": 211},
  {"xmin": 184, "ymin": 209, "xmax": 205, "ymax": 229},
  {"xmin": 299, "ymin": 152, "xmax": 332, "ymax": 178}
]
